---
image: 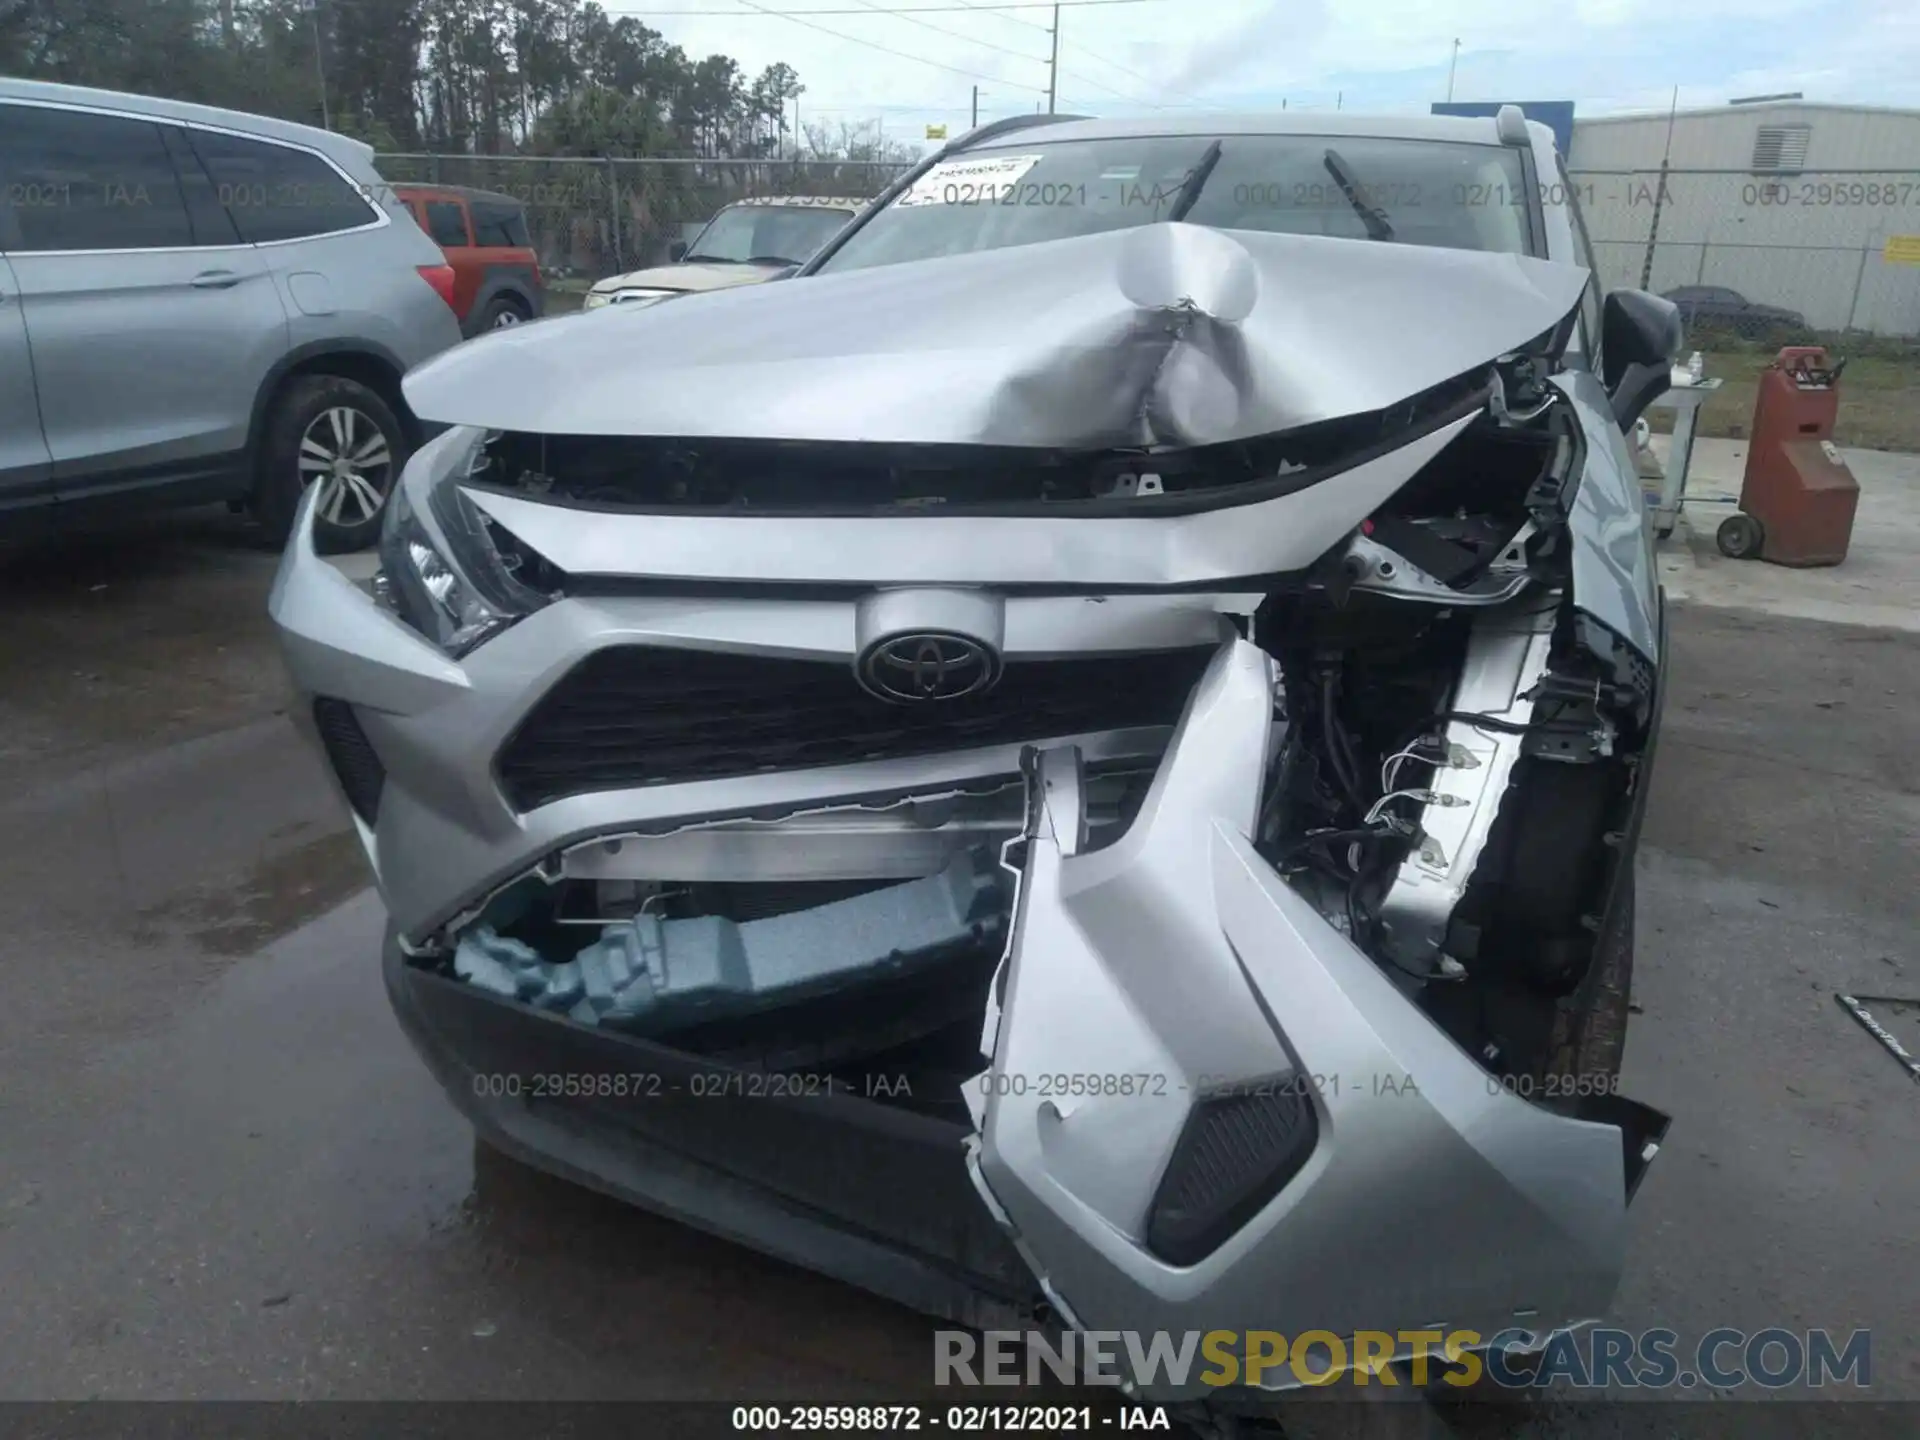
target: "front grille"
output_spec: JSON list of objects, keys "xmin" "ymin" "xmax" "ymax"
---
[
  {"xmin": 496, "ymin": 645, "xmax": 1215, "ymax": 811},
  {"xmin": 313, "ymin": 697, "xmax": 385, "ymax": 824}
]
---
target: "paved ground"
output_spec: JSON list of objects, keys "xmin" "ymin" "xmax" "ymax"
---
[
  {"xmin": 0, "ymin": 501, "xmax": 1915, "ymax": 1432},
  {"xmin": 1651, "ymin": 436, "xmax": 1920, "ymax": 632}
]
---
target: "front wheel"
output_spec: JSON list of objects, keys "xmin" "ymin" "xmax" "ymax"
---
[
  {"xmin": 255, "ymin": 375, "xmax": 408, "ymax": 554},
  {"xmin": 1543, "ymin": 868, "xmax": 1634, "ymax": 1106},
  {"xmin": 1428, "ymin": 872, "xmax": 1636, "ymax": 1408}
]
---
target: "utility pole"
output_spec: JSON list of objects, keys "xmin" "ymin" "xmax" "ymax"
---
[
  {"xmin": 304, "ymin": 0, "xmax": 331, "ymax": 129},
  {"xmin": 1046, "ymin": 3, "xmax": 1059, "ymax": 114},
  {"xmin": 1640, "ymin": 86, "xmax": 1680, "ymax": 289},
  {"xmin": 793, "ymin": 87, "xmax": 803, "ymax": 160},
  {"xmin": 1445, "ymin": 39, "xmax": 1460, "ymax": 102},
  {"xmin": 972, "ymin": 86, "xmax": 979, "ymax": 128}
]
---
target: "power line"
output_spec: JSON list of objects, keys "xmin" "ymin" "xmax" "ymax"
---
[
  {"xmin": 1062, "ymin": 41, "xmax": 1205, "ymax": 104},
  {"xmin": 847, "ymin": 0, "xmax": 1049, "ymax": 63},
  {"xmin": 727, "ymin": 0, "xmax": 1051, "ymax": 91},
  {"xmin": 948, "ymin": 0, "xmax": 1194, "ymax": 109},
  {"xmin": 952, "ymin": 0, "xmax": 1053, "ymax": 34}
]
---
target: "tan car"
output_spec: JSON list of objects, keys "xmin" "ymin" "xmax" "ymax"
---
[{"xmin": 582, "ymin": 195, "xmax": 861, "ymax": 310}]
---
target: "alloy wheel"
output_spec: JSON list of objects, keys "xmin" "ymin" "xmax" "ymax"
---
[{"xmin": 299, "ymin": 406, "xmax": 394, "ymax": 527}]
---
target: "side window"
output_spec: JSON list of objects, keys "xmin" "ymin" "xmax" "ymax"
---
[
  {"xmin": 1559, "ymin": 157, "xmax": 1604, "ymax": 364},
  {"xmin": 186, "ymin": 130, "xmax": 376, "ymax": 243},
  {"xmin": 424, "ymin": 200, "xmax": 470, "ymax": 248},
  {"xmin": 469, "ymin": 200, "xmax": 528, "ymax": 248},
  {"xmin": 0, "ymin": 104, "xmax": 194, "ymax": 252},
  {"xmin": 158, "ymin": 125, "xmax": 241, "ymax": 247}
]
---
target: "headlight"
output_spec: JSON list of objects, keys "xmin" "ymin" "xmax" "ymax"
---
[
  {"xmin": 374, "ymin": 431, "xmax": 557, "ymax": 658},
  {"xmin": 581, "ymin": 291, "xmax": 612, "ymax": 310},
  {"xmin": 605, "ymin": 288, "xmax": 678, "ymax": 308}
]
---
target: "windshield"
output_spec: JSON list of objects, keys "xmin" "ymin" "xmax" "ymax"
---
[
  {"xmin": 686, "ymin": 203, "xmax": 856, "ymax": 265},
  {"xmin": 816, "ymin": 134, "xmax": 1534, "ymax": 274}
]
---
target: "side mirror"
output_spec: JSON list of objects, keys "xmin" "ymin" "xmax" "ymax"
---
[
  {"xmin": 668, "ymin": 239, "xmax": 688, "ymax": 262},
  {"xmin": 1601, "ymin": 288, "xmax": 1684, "ymax": 432}
]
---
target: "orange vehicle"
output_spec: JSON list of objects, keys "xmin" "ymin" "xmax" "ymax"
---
[{"xmin": 392, "ymin": 183, "xmax": 545, "ymax": 336}]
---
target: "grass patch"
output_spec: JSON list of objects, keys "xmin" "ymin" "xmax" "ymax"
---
[{"xmin": 1648, "ymin": 335, "xmax": 1920, "ymax": 453}]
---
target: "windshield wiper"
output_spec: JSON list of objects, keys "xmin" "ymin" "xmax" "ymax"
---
[
  {"xmin": 1165, "ymin": 140, "xmax": 1224, "ymax": 223},
  {"xmin": 746, "ymin": 254, "xmax": 801, "ymax": 267},
  {"xmin": 1321, "ymin": 148, "xmax": 1395, "ymax": 241},
  {"xmin": 683, "ymin": 253, "xmax": 742, "ymax": 264}
]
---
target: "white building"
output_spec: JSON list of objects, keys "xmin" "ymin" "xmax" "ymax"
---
[{"xmin": 1565, "ymin": 100, "xmax": 1920, "ymax": 335}]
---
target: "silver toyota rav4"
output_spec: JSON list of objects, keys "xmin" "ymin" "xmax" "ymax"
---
[{"xmin": 272, "ymin": 108, "xmax": 1680, "ymax": 1410}]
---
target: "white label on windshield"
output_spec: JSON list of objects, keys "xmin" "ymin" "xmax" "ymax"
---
[{"xmin": 894, "ymin": 153, "xmax": 1044, "ymax": 208}]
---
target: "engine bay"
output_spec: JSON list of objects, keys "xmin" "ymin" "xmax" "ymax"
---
[{"xmin": 422, "ymin": 375, "xmax": 1656, "ymax": 1121}]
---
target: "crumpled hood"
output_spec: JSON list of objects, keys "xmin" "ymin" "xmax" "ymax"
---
[
  {"xmin": 587, "ymin": 261, "xmax": 778, "ymax": 295},
  {"xmin": 406, "ymin": 222, "xmax": 1589, "ymax": 449}
]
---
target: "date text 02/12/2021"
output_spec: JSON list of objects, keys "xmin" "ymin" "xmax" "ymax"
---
[{"xmin": 731, "ymin": 1405, "xmax": 1174, "ymax": 1432}]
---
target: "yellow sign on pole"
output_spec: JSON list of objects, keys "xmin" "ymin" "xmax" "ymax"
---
[
  {"xmin": 1883, "ymin": 235, "xmax": 1920, "ymax": 266},
  {"xmin": 926, "ymin": 124, "xmax": 948, "ymax": 140}
]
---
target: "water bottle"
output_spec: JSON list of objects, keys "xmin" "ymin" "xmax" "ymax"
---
[{"xmin": 1687, "ymin": 350, "xmax": 1705, "ymax": 383}]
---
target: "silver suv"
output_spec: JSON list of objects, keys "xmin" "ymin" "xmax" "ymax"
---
[
  {"xmin": 0, "ymin": 80, "xmax": 464, "ymax": 551},
  {"xmin": 273, "ymin": 107, "xmax": 1682, "ymax": 1408}
]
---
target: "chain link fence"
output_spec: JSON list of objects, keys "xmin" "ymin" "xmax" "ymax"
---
[
  {"xmin": 1567, "ymin": 166, "xmax": 1920, "ymax": 451},
  {"xmin": 1568, "ymin": 167, "xmax": 1920, "ymax": 339},
  {"xmin": 374, "ymin": 153, "xmax": 913, "ymax": 284}
]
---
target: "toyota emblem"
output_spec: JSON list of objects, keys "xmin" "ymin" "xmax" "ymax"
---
[{"xmin": 855, "ymin": 631, "xmax": 1002, "ymax": 703}]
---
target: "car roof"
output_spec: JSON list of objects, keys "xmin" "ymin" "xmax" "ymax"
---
[
  {"xmin": 717, "ymin": 195, "xmax": 863, "ymax": 212},
  {"xmin": 959, "ymin": 111, "xmax": 1517, "ymax": 150},
  {"xmin": 0, "ymin": 77, "xmax": 374, "ymax": 171}
]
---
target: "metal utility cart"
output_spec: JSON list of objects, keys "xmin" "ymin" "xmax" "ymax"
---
[{"xmin": 1641, "ymin": 368, "xmax": 1723, "ymax": 539}]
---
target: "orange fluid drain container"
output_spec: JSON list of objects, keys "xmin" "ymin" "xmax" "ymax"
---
[{"xmin": 1716, "ymin": 347, "xmax": 1860, "ymax": 567}]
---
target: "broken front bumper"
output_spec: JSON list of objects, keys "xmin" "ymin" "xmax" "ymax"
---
[
  {"xmin": 275, "ymin": 473, "xmax": 1667, "ymax": 1401},
  {"xmin": 971, "ymin": 641, "xmax": 1666, "ymax": 1397},
  {"xmin": 350, "ymin": 634, "xmax": 1664, "ymax": 1401}
]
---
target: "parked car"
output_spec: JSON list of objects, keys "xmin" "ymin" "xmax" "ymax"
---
[
  {"xmin": 581, "ymin": 195, "xmax": 860, "ymax": 309},
  {"xmin": 392, "ymin": 183, "xmax": 545, "ymax": 336},
  {"xmin": 273, "ymin": 108, "xmax": 1680, "ymax": 1416},
  {"xmin": 1662, "ymin": 284, "xmax": 1806, "ymax": 338},
  {"xmin": 0, "ymin": 79, "xmax": 464, "ymax": 553}
]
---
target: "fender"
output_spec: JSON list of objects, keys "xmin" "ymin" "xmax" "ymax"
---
[
  {"xmin": 244, "ymin": 338, "xmax": 421, "ymax": 477},
  {"xmin": 460, "ymin": 267, "xmax": 543, "ymax": 337}
]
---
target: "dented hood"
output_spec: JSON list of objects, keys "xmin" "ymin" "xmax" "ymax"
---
[{"xmin": 404, "ymin": 222, "xmax": 1588, "ymax": 449}]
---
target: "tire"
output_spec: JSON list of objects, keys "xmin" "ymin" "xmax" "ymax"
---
[
  {"xmin": 1427, "ymin": 873, "xmax": 1636, "ymax": 1408},
  {"xmin": 479, "ymin": 294, "xmax": 531, "ymax": 331},
  {"xmin": 1716, "ymin": 512, "xmax": 1764, "ymax": 560},
  {"xmin": 1544, "ymin": 868, "xmax": 1634, "ymax": 1101},
  {"xmin": 254, "ymin": 374, "xmax": 409, "ymax": 554}
]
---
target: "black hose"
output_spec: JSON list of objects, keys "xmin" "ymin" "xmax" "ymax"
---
[{"xmin": 1320, "ymin": 672, "xmax": 1366, "ymax": 811}]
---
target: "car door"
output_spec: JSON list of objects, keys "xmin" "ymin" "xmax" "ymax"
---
[
  {"xmin": 0, "ymin": 251, "xmax": 55, "ymax": 532},
  {"xmin": 418, "ymin": 196, "xmax": 477, "ymax": 321},
  {"xmin": 0, "ymin": 101, "xmax": 287, "ymax": 508}
]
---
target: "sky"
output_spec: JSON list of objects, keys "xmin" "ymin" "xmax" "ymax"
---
[{"xmin": 614, "ymin": 0, "xmax": 1917, "ymax": 155}]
